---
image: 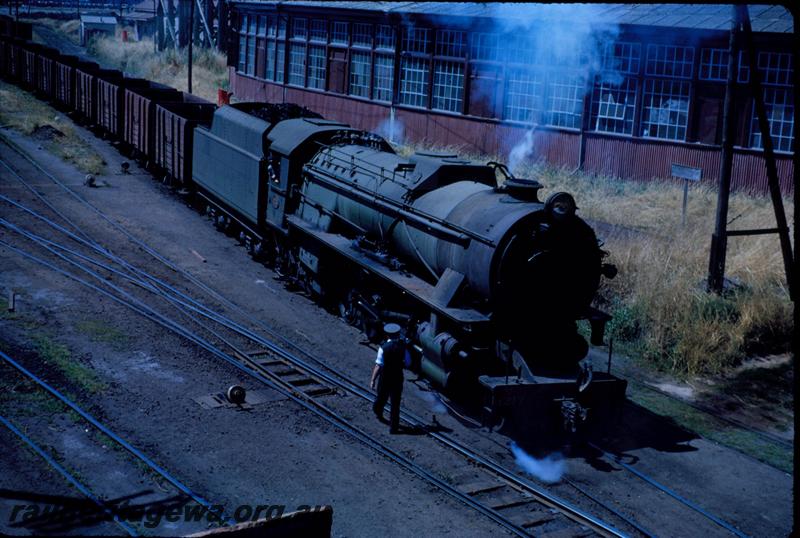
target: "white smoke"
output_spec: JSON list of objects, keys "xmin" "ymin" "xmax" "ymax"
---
[
  {"xmin": 417, "ymin": 389, "xmax": 446, "ymax": 414},
  {"xmin": 463, "ymin": 4, "xmax": 622, "ymax": 168},
  {"xmin": 375, "ymin": 108, "xmax": 404, "ymax": 144},
  {"xmin": 508, "ymin": 129, "xmax": 536, "ymax": 175},
  {"xmin": 510, "ymin": 442, "xmax": 566, "ymax": 483}
]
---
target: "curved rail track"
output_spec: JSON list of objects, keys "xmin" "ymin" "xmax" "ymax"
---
[
  {"xmin": 0, "ymin": 348, "xmax": 232, "ymax": 535},
  {"xmin": 0, "ymin": 135, "xmax": 630, "ymax": 537},
  {"xmin": 0, "ymin": 129, "xmax": 757, "ymax": 537}
]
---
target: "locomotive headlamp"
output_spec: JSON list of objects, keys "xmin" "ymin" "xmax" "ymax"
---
[{"xmin": 545, "ymin": 192, "xmax": 576, "ymax": 221}]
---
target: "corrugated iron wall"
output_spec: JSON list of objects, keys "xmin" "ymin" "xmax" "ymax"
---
[{"xmin": 231, "ymin": 70, "xmax": 794, "ymax": 196}]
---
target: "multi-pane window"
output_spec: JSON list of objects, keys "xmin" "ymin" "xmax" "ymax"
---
[
  {"xmin": 265, "ymin": 41, "xmax": 276, "ymax": 80},
  {"xmin": 292, "ymin": 18, "xmax": 307, "ymax": 40},
  {"xmin": 591, "ymin": 78, "xmax": 637, "ymax": 135},
  {"xmin": 699, "ymin": 48, "xmax": 751, "ymax": 82},
  {"xmin": 403, "ymin": 26, "xmax": 430, "ymax": 54},
  {"xmin": 545, "ymin": 74, "xmax": 584, "ymax": 129},
  {"xmin": 504, "ymin": 34, "xmax": 536, "ymax": 65},
  {"xmin": 331, "ymin": 21, "xmax": 348, "ymax": 45},
  {"xmin": 399, "ymin": 57, "xmax": 429, "ymax": 108},
  {"xmin": 237, "ymin": 15, "xmax": 247, "ymax": 73},
  {"xmin": 699, "ymin": 48, "xmax": 727, "ymax": 81},
  {"xmin": 373, "ymin": 54, "xmax": 394, "ymax": 102},
  {"xmin": 353, "ymin": 23, "xmax": 372, "ymax": 48},
  {"xmin": 435, "ymin": 30, "xmax": 466, "ymax": 58},
  {"xmin": 504, "ymin": 69, "xmax": 544, "ymax": 123},
  {"xmin": 257, "ymin": 15, "xmax": 266, "ymax": 37},
  {"xmin": 757, "ymin": 52, "xmax": 792, "ymax": 86},
  {"xmin": 432, "ymin": 61, "xmax": 464, "ymax": 112},
  {"xmin": 471, "ymin": 33, "xmax": 499, "ymax": 62},
  {"xmin": 641, "ymin": 79, "xmax": 691, "ymax": 141},
  {"xmin": 277, "ymin": 17, "xmax": 286, "ymax": 38},
  {"xmin": 246, "ymin": 16, "xmax": 257, "ymax": 75},
  {"xmin": 750, "ymin": 87, "xmax": 794, "ymax": 153},
  {"xmin": 307, "ymin": 45, "xmax": 326, "ymax": 89},
  {"xmin": 349, "ymin": 51, "xmax": 371, "ymax": 98},
  {"xmin": 376, "ymin": 25, "xmax": 396, "ymax": 50},
  {"xmin": 266, "ymin": 15, "xmax": 276, "ymax": 38},
  {"xmin": 645, "ymin": 44, "xmax": 694, "ymax": 79},
  {"xmin": 309, "ymin": 19, "xmax": 326, "ymax": 42},
  {"xmin": 276, "ymin": 43, "xmax": 285, "ymax": 83},
  {"xmin": 602, "ymin": 41, "xmax": 640, "ymax": 75},
  {"xmin": 288, "ymin": 43, "xmax": 306, "ymax": 86}
]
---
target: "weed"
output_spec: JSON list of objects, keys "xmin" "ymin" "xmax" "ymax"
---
[
  {"xmin": 397, "ymin": 142, "xmax": 792, "ymax": 377},
  {"xmin": 87, "ymin": 34, "xmax": 228, "ymax": 102},
  {"xmin": 0, "ymin": 81, "xmax": 106, "ymax": 174},
  {"xmin": 32, "ymin": 335, "xmax": 108, "ymax": 394},
  {"xmin": 76, "ymin": 320, "xmax": 129, "ymax": 350}
]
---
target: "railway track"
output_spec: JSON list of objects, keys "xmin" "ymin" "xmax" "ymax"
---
[
  {"xmin": 0, "ymin": 348, "xmax": 232, "ymax": 536},
  {"xmin": 0, "ymin": 130, "xmax": 757, "ymax": 537},
  {"xmin": 0, "ymin": 136, "xmax": 633, "ymax": 537}
]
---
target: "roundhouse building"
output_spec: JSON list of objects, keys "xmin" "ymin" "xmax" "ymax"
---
[{"xmin": 227, "ymin": 2, "xmax": 795, "ymax": 194}]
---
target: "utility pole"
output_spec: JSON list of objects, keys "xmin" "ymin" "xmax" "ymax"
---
[
  {"xmin": 188, "ymin": 0, "xmax": 193, "ymax": 93},
  {"xmin": 738, "ymin": 4, "xmax": 793, "ymax": 298},
  {"xmin": 707, "ymin": 6, "xmax": 740, "ymax": 294},
  {"xmin": 707, "ymin": 4, "xmax": 793, "ymax": 296}
]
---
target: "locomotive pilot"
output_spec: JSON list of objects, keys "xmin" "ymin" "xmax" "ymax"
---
[{"xmin": 370, "ymin": 323, "xmax": 411, "ymax": 434}]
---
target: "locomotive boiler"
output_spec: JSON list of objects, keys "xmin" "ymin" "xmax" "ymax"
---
[{"xmin": 192, "ymin": 103, "xmax": 626, "ymax": 436}]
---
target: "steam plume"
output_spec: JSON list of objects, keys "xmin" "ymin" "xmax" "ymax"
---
[{"xmin": 510, "ymin": 442, "xmax": 566, "ymax": 483}]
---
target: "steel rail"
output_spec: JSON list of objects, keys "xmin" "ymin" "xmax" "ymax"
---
[
  {"xmin": 588, "ymin": 442, "xmax": 750, "ymax": 538},
  {"xmin": 0, "ymin": 137, "xmax": 632, "ymax": 535},
  {"xmin": 0, "ymin": 202, "xmax": 766, "ymax": 538},
  {"xmin": 1, "ymin": 81, "xmax": 768, "ymax": 538},
  {"xmin": 0, "ymin": 193, "xmax": 635, "ymax": 537},
  {"xmin": 0, "ymin": 158, "xmax": 95, "ymax": 245},
  {"xmin": 0, "ymin": 413, "xmax": 140, "ymax": 536},
  {"xmin": 628, "ymin": 378, "xmax": 793, "ymax": 451},
  {"xmin": 0, "ymin": 349, "xmax": 233, "ymax": 527},
  {"xmin": 0, "ymin": 239, "xmax": 536, "ymax": 538}
]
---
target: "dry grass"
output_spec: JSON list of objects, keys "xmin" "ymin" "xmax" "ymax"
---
[
  {"xmin": 0, "ymin": 81, "xmax": 105, "ymax": 175},
  {"xmin": 31, "ymin": 17, "xmax": 81, "ymax": 46},
  {"xmin": 87, "ymin": 34, "xmax": 228, "ymax": 102},
  {"xmin": 397, "ymin": 141, "xmax": 793, "ymax": 377},
  {"xmin": 28, "ymin": 17, "xmax": 228, "ymax": 103}
]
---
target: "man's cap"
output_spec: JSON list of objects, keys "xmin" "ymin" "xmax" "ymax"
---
[{"xmin": 383, "ymin": 323, "xmax": 401, "ymax": 335}]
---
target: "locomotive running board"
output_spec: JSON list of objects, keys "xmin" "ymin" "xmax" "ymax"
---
[{"xmin": 286, "ymin": 216, "xmax": 489, "ymax": 327}]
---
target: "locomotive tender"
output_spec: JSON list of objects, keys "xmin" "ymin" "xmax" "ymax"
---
[
  {"xmin": 192, "ymin": 103, "xmax": 627, "ymax": 435},
  {"xmin": 0, "ymin": 17, "xmax": 627, "ymax": 435}
]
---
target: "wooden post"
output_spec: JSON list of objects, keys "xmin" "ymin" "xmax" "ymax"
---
[
  {"xmin": 738, "ymin": 4, "xmax": 793, "ymax": 298},
  {"xmin": 707, "ymin": 6, "xmax": 740, "ymax": 294},
  {"xmin": 156, "ymin": 0, "xmax": 165, "ymax": 51},
  {"xmin": 217, "ymin": 0, "xmax": 227, "ymax": 52},
  {"xmin": 188, "ymin": 0, "xmax": 193, "ymax": 93},
  {"xmin": 167, "ymin": 0, "xmax": 177, "ymax": 48}
]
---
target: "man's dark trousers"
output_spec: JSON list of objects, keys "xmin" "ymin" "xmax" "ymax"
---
[{"xmin": 374, "ymin": 373, "xmax": 403, "ymax": 431}]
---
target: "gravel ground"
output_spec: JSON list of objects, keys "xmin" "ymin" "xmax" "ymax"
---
[{"xmin": 0, "ymin": 108, "xmax": 793, "ymax": 538}]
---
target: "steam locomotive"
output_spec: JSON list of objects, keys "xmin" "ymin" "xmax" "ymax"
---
[
  {"xmin": 192, "ymin": 103, "xmax": 626, "ymax": 436},
  {"xmin": 0, "ymin": 20, "xmax": 627, "ymax": 436}
]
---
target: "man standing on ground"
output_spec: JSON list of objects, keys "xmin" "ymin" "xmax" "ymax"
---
[{"xmin": 370, "ymin": 323, "xmax": 410, "ymax": 434}]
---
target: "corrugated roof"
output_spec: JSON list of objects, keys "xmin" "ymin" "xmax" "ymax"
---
[
  {"xmin": 234, "ymin": 2, "xmax": 794, "ymax": 33},
  {"xmin": 80, "ymin": 15, "xmax": 117, "ymax": 25}
]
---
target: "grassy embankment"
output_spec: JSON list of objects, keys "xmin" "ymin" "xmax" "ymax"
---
[
  {"xmin": 0, "ymin": 80, "xmax": 106, "ymax": 174},
  {"xmin": 398, "ymin": 143, "xmax": 793, "ymax": 379},
  {"xmin": 34, "ymin": 17, "xmax": 229, "ymax": 102},
  {"xmin": 87, "ymin": 35, "xmax": 229, "ymax": 103}
]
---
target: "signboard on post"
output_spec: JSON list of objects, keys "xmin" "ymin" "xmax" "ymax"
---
[{"xmin": 671, "ymin": 163, "xmax": 702, "ymax": 225}]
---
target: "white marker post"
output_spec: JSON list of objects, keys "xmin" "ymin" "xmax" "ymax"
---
[{"xmin": 671, "ymin": 163, "xmax": 702, "ymax": 226}]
